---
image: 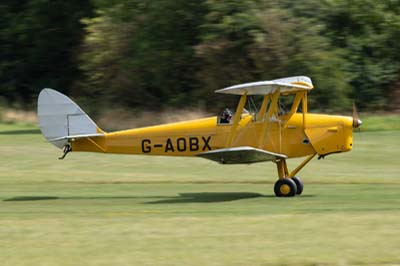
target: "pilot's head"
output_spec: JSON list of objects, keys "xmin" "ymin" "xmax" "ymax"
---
[{"xmin": 222, "ymin": 108, "xmax": 232, "ymax": 120}]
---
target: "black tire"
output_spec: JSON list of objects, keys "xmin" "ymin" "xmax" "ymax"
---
[
  {"xmin": 291, "ymin": 176, "xmax": 304, "ymax": 195},
  {"xmin": 274, "ymin": 178, "xmax": 297, "ymax": 197}
]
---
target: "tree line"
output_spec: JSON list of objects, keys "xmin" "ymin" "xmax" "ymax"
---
[{"xmin": 1, "ymin": 0, "xmax": 400, "ymax": 113}]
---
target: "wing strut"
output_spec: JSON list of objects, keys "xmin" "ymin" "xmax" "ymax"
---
[
  {"xmin": 225, "ymin": 93, "xmax": 247, "ymax": 147},
  {"xmin": 256, "ymin": 94, "xmax": 270, "ymax": 122},
  {"xmin": 302, "ymin": 91, "xmax": 308, "ymax": 127},
  {"xmin": 258, "ymin": 89, "xmax": 280, "ymax": 148}
]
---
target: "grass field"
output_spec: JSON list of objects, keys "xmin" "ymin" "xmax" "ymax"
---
[{"xmin": 1, "ymin": 121, "xmax": 400, "ymax": 266}]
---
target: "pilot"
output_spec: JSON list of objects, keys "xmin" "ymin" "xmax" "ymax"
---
[{"xmin": 219, "ymin": 108, "xmax": 233, "ymax": 124}]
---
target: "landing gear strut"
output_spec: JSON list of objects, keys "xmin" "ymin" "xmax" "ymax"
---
[
  {"xmin": 273, "ymin": 153, "xmax": 315, "ymax": 197},
  {"xmin": 59, "ymin": 144, "xmax": 72, "ymax": 160}
]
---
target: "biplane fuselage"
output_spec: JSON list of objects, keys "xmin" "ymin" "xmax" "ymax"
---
[
  {"xmin": 71, "ymin": 112, "xmax": 354, "ymax": 160},
  {"xmin": 38, "ymin": 76, "xmax": 361, "ymax": 197}
]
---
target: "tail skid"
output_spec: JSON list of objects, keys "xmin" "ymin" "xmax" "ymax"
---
[{"xmin": 37, "ymin": 89, "xmax": 105, "ymax": 150}]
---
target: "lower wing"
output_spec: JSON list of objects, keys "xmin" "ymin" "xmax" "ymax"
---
[{"xmin": 196, "ymin": 146, "xmax": 287, "ymax": 164}]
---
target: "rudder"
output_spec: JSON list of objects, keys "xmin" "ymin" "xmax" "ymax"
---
[{"xmin": 37, "ymin": 88, "xmax": 104, "ymax": 149}]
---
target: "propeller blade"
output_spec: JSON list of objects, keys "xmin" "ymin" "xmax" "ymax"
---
[{"xmin": 352, "ymin": 102, "xmax": 362, "ymax": 128}]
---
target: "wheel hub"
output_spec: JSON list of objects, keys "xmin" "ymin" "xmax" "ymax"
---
[{"xmin": 280, "ymin": 184, "xmax": 291, "ymax": 195}]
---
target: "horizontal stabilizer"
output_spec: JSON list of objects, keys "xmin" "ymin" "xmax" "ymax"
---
[
  {"xmin": 49, "ymin": 133, "xmax": 105, "ymax": 142},
  {"xmin": 196, "ymin": 146, "xmax": 287, "ymax": 164}
]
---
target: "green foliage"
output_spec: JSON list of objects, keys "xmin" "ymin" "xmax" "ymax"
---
[
  {"xmin": 1, "ymin": 0, "xmax": 400, "ymax": 112},
  {"xmin": 80, "ymin": 0, "xmax": 206, "ymax": 108},
  {"xmin": 0, "ymin": 0, "xmax": 93, "ymax": 105},
  {"xmin": 318, "ymin": 0, "xmax": 400, "ymax": 109},
  {"xmin": 197, "ymin": 1, "xmax": 350, "ymax": 110}
]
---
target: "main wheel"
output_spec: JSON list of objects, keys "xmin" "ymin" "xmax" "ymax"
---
[
  {"xmin": 274, "ymin": 178, "xmax": 297, "ymax": 197},
  {"xmin": 291, "ymin": 176, "xmax": 304, "ymax": 195}
]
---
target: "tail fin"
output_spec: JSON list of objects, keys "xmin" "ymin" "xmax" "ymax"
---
[{"xmin": 37, "ymin": 88, "xmax": 104, "ymax": 149}]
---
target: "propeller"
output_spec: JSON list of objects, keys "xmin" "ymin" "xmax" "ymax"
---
[{"xmin": 352, "ymin": 102, "xmax": 362, "ymax": 129}]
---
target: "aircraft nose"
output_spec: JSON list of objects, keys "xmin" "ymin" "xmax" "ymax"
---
[
  {"xmin": 352, "ymin": 103, "xmax": 362, "ymax": 129},
  {"xmin": 353, "ymin": 119, "xmax": 362, "ymax": 128}
]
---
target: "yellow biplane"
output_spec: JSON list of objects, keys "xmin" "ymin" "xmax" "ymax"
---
[{"xmin": 37, "ymin": 76, "xmax": 362, "ymax": 197}]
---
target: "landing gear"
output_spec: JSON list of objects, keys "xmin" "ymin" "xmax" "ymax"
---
[
  {"xmin": 274, "ymin": 178, "xmax": 297, "ymax": 197},
  {"xmin": 273, "ymin": 154, "xmax": 316, "ymax": 197},
  {"xmin": 273, "ymin": 177, "xmax": 303, "ymax": 197},
  {"xmin": 291, "ymin": 176, "xmax": 304, "ymax": 195},
  {"xmin": 59, "ymin": 144, "xmax": 72, "ymax": 160}
]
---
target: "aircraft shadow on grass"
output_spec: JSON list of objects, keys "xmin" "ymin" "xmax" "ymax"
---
[
  {"xmin": 3, "ymin": 193, "xmax": 314, "ymax": 203},
  {"xmin": 3, "ymin": 196, "xmax": 168, "ymax": 201},
  {"xmin": 0, "ymin": 129, "xmax": 41, "ymax": 135},
  {"xmin": 3, "ymin": 192, "xmax": 272, "ymax": 203},
  {"xmin": 144, "ymin": 192, "xmax": 271, "ymax": 204},
  {"xmin": 3, "ymin": 196, "xmax": 60, "ymax": 201}
]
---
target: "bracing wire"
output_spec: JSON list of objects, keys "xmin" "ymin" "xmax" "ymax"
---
[{"xmin": 248, "ymin": 96, "xmax": 258, "ymax": 115}]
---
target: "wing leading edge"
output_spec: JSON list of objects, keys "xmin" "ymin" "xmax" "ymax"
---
[
  {"xmin": 215, "ymin": 76, "xmax": 313, "ymax": 95},
  {"xmin": 196, "ymin": 146, "xmax": 287, "ymax": 164}
]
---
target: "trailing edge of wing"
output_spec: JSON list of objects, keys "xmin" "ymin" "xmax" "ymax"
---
[{"xmin": 196, "ymin": 146, "xmax": 287, "ymax": 164}]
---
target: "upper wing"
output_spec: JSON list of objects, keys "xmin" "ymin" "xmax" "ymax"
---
[
  {"xmin": 196, "ymin": 146, "xmax": 287, "ymax": 164},
  {"xmin": 215, "ymin": 76, "xmax": 313, "ymax": 96}
]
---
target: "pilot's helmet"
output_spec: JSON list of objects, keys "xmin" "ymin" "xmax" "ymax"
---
[{"xmin": 222, "ymin": 108, "xmax": 232, "ymax": 119}]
